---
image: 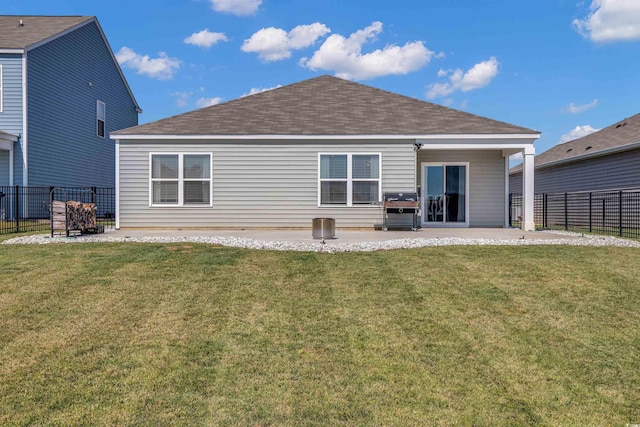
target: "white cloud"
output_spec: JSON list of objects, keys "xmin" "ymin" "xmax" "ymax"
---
[
  {"xmin": 558, "ymin": 125, "xmax": 600, "ymax": 143},
  {"xmin": 241, "ymin": 85, "xmax": 282, "ymax": 97},
  {"xmin": 573, "ymin": 0, "xmax": 640, "ymax": 42},
  {"xmin": 174, "ymin": 91, "xmax": 193, "ymax": 107},
  {"xmin": 301, "ymin": 22, "xmax": 433, "ymax": 80},
  {"xmin": 116, "ymin": 47, "xmax": 180, "ymax": 80},
  {"xmin": 184, "ymin": 29, "xmax": 228, "ymax": 48},
  {"xmin": 209, "ymin": 0, "xmax": 261, "ymax": 16},
  {"xmin": 242, "ymin": 23, "xmax": 330, "ymax": 61},
  {"xmin": 510, "ymin": 152, "xmax": 523, "ymax": 162},
  {"xmin": 564, "ymin": 98, "xmax": 598, "ymax": 114},
  {"xmin": 426, "ymin": 57, "xmax": 499, "ymax": 99},
  {"xmin": 196, "ymin": 97, "xmax": 223, "ymax": 108}
]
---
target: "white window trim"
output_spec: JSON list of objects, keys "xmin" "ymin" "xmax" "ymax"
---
[
  {"xmin": 149, "ymin": 153, "xmax": 213, "ymax": 207},
  {"xmin": 317, "ymin": 152, "xmax": 382, "ymax": 207},
  {"xmin": 96, "ymin": 100, "xmax": 105, "ymax": 137},
  {"xmin": 0, "ymin": 65, "xmax": 3, "ymax": 113}
]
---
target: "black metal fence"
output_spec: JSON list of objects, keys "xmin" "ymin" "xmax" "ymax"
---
[
  {"xmin": 0, "ymin": 186, "xmax": 115, "ymax": 235},
  {"xmin": 509, "ymin": 189, "xmax": 640, "ymax": 239}
]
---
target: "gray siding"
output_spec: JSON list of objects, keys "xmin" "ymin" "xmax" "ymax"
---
[
  {"xmin": 26, "ymin": 21, "xmax": 138, "ymax": 187},
  {"xmin": 118, "ymin": 139, "xmax": 415, "ymax": 228},
  {"xmin": 510, "ymin": 148, "xmax": 640, "ymax": 194},
  {"xmin": 418, "ymin": 150, "xmax": 506, "ymax": 227},
  {"xmin": 0, "ymin": 54, "xmax": 23, "ymax": 185},
  {"xmin": 509, "ymin": 172, "xmax": 522, "ymax": 194}
]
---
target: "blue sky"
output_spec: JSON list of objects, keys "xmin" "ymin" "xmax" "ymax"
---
[{"xmin": 4, "ymin": 0, "xmax": 640, "ymax": 159}]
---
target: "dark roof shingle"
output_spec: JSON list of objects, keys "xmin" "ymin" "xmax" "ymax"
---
[
  {"xmin": 0, "ymin": 15, "xmax": 92, "ymax": 49},
  {"xmin": 113, "ymin": 75, "xmax": 539, "ymax": 136},
  {"xmin": 511, "ymin": 112, "xmax": 640, "ymax": 173}
]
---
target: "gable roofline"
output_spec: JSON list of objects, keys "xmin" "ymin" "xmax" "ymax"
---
[
  {"xmin": 22, "ymin": 16, "xmax": 94, "ymax": 51},
  {"xmin": 1, "ymin": 16, "xmax": 141, "ymax": 113},
  {"xmin": 89, "ymin": 18, "xmax": 142, "ymax": 113}
]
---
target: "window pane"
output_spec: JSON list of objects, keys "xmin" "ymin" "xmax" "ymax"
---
[
  {"xmin": 184, "ymin": 181, "xmax": 210, "ymax": 204},
  {"xmin": 320, "ymin": 155, "xmax": 347, "ymax": 179},
  {"xmin": 184, "ymin": 155, "xmax": 210, "ymax": 179},
  {"xmin": 152, "ymin": 155, "xmax": 178, "ymax": 179},
  {"xmin": 353, "ymin": 181, "xmax": 379, "ymax": 204},
  {"xmin": 152, "ymin": 181, "xmax": 178, "ymax": 204},
  {"xmin": 97, "ymin": 101, "xmax": 105, "ymax": 120},
  {"xmin": 352, "ymin": 155, "xmax": 379, "ymax": 179},
  {"xmin": 97, "ymin": 120, "xmax": 105, "ymax": 137},
  {"xmin": 446, "ymin": 165, "xmax": 466, "ymax": 222},
  {"xmin": 321, "ymin": 181, "xmax": 347, "ymax": 204}
]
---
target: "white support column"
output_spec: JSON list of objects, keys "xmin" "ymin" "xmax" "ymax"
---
[
  {"xmin": 504, "ymin": 155, "xmax": 510, "ymax": 228},
  {"xmin": 522, "ymin": 145, "xmax": 535, "ymax": 231}
]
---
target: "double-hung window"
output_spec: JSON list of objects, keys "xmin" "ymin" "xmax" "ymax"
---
[
  {"xmin": 150, "ymin": 154, "xmax": 212, "ymax": 206},
  {"xmin": 319, "ymin": 153, "xmax": 381, "ymax": 206},
  {"xmin": 97, "ymin": 100, "xmax": 106, "ymax": 137}
]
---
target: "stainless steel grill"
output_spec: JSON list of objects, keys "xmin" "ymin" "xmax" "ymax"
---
[{"xmin": 382, "ymin": 192, "xmax": 419, "ymax": 231}]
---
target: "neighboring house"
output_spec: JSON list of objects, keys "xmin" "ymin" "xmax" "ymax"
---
[
  {"xmin": 111, "ymin": 75, "xmax": 540, "ymax": 231},
  {"xmin": 0, "ymin": 15, "xmax": 140, "ymax": 189},
  {"xmin": 510, "ymin": 113, "xmax": 640, "ymax": 194}
]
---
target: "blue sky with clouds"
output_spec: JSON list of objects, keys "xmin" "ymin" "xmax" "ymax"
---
[{"xmin": 4, "ymin": 0, "xmax": 640, "ymax": 158}]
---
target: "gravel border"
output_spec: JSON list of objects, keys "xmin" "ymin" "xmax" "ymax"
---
[{"xmin": 2, "ymin": 230, "xmax": 639, "ymax": 252}]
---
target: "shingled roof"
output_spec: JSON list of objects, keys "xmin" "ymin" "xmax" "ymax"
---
[
  {"xmin": 113, "ymin": 75, "xmax": 538, "ymax": 137},
  {"xmin": 511, "ymin": 112, "xmax": 640, "ymax": 173},
  {"xmin": 0, "ymin": 15, "xmax": 92, "ymax": 49}
]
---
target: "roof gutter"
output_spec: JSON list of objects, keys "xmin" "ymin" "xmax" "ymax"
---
[{"xmin": 110, "ymin": 133, "xmax": 540, "ymax": 141}]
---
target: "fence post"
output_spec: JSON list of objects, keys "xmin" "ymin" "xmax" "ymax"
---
[
  {"xmin": 91, "ymin": 186, "xmax": 97, "ymax": 205},
  {"xmin": 619, "ymin": 191, "xmax": 623, "ymax": 237},
  {"xmin": 14, "ymin": 185, "xmax": 20, "ymax": 233},
  {"xmin": 564, "ymin": 192, "xmax": 568, "ymax": 230},
  {"xmin": 508, "ymin": 193, "xmax": 512, "ymax": 226},
  {"xmin": 542, "ymin": 194, "xmax": 547, "ymax": 228},
  {"xmin": 589, "ymin": 193, "xmax": 593, "ymax": 233}
]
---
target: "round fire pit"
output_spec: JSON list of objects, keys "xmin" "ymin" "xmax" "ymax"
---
[{"xmin": 312, "ymin": 218, "xmax": 335, "ymax": 240}]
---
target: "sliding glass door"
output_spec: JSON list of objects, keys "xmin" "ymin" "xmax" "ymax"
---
[{"xmin": 422, "ymin": 163, "xmax": 468, "ymax": 226}]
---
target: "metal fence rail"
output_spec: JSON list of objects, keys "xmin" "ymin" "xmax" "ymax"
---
[
  {"xmin": 510, "ymin": 190, "xmax": 640, "ymax": 239},
  {"xmin": 0, "ymin": 186, "xmax": 115, "ymax": 235}
]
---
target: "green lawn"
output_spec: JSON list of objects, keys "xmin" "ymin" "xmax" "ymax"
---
[{"xmin": 1, "ymin": 242, "xmax": 639, "ymax": 425}]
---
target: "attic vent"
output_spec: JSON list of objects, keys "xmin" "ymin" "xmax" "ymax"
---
[
  {"xmin": 616, "ymin": 120, "xmax": 627, "ymax": 128},
  {"xmin": 566, "ymin": 148, "xmax": 573, "ymax": 153},
  {"xmin": 585, "ymin": 146, "xmax": 592, "ymax": 150}
]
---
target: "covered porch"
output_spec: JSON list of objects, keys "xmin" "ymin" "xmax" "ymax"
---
[{"xmin": 414, "ymin": 136, "xmax": 536, "ymax": 231}]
